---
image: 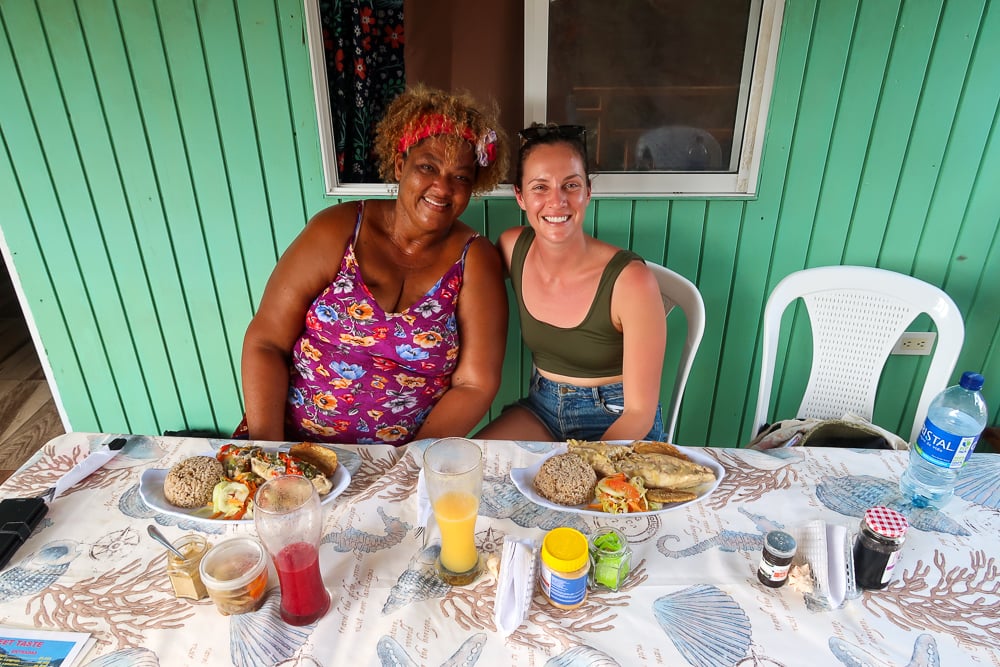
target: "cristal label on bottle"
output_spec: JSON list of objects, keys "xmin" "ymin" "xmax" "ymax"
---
[{"xmin": 915, "ymin": 420, "xmax": 979, "ymax": 469}]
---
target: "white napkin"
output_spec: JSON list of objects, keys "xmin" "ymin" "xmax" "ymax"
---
[
  {"xmin": 494, "ymin": 536, "xmax": 537, "ymax": 637},
  {"xmin": 416, "ymin": 469, "xmax": 432, "ymax": 529},
  {"xmin": 792, "ymin": 520, "xmax": 853, "ymax": 609}
]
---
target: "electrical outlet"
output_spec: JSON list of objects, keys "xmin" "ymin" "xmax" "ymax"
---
[{"xmin": 891, "ymin": 332, "xmax": 936, "ymax": 356}]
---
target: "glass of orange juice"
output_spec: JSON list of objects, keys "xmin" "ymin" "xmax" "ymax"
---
[{"xmin": 423, "ymin": 437, "xmax": 483, "ymax": 585}]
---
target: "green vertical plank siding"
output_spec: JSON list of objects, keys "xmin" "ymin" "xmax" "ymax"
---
[
  {"xmin": 235, "ymin": 0, "xmax": 307, "ymax": 253},
  {"xmin": 682, "ymin": 201, "xmax": 742, "ymax": 445},
  {"xmin": 710, "ymin": 0, "xmax": 818, "ymax": 445},
  {"xmin": 156, "ymin": 0, "xmax": 257, "ymax": 419},
  {"xmin": 2, "ymin": 2, "xmax": 137, "ymax": 431},
  {"xmin": 1, "ymin": 0, "xmax": 997, "ymax": 444},
  {"xmin": 196, "ymin": 0, "xmax": 278, "ymax": 308}
]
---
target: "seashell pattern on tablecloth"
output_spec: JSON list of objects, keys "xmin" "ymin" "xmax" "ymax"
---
[
  {"xmin": 82, "ymin": 647, "xmax": 160, "ymax": 667},
  {"xmin": 118, "ymin": 483, "xmax": 226, "ymax": 534},
  {"xmin": 653, "ymin": 585, "xmax": 752, "ymax": 667},
  {"xmin": 816, "ymin": 475, "xmax": 971, "ymax": 536},
  {"xmin": 83, "ymin": 648, "xmax": 160, "ymax": 667},
  {"xmin": 953, "ymin": 453, "xmax": 1000, "ymax": 508},
  {"xmin": 103, "ymin": 434, "xmax": 165, "ymax": 469},
  {"xmin": 230, "ymin": 591, "xmax": 315, "ymax": 667},
  {"xmin": 544, "ymin": 645, "xmax": 620, "ymax": 666},
  {"xmin": 382, "ymin": 544, "xmax": 450, "ymax": 614},
  {"xmin": 514, "ymin": 440, "xmax": 560, "ymax": 455},
  {"xmin": 815, "ymin": 474, "xmax": 899, "ymax": 516},
  {"xmin": 376, "ymin": 632, "xmax": 487, "ymax": 666},
  {"xmin": 480, "ymin": 476, "xmax": 592, "ymax": 532},
  {"xmin": 0, "ymin": 539, "xmax": 79, "ymax": 600},
  {"xmin": 828, "ymin": 633, "xmax": 940, "ymax": 667}
]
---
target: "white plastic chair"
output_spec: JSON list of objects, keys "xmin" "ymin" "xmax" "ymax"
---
[
  {"xmin": 751, "ymin": 266, "xmax": 965, "ymax": 445},
  {"xmin": 646, "ymin": 262, "xmax": 706, "ymax": 442}
]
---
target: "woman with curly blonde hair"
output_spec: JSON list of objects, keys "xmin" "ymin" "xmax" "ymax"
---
[{"xmin": 238, "ymin": 85, "xmax": 509, "ymax": 445}]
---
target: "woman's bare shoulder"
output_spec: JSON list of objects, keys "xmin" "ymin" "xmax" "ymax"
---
[
  {"xmin": 495, "ymin": 226, "xmax": 528, "ymax": 262},
  {"xmin": 304, "ymin": 201, "xmax": 364, "ymax": 239}
]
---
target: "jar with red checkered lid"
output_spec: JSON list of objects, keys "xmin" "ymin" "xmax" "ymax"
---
[{"xmin": 853, "ymin": 506, "xmax": 908, "ymax": 590}]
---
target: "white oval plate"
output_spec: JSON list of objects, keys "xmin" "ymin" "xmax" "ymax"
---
[
  {"xmin": 509, "ymin": 443, "xmax": 725, "ymax": 516},
  {"xmin": 139, "ymin": 452, "xmax": 351, "ymax": 525}
]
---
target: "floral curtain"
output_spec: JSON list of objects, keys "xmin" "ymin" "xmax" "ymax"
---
[{"xmin": 320, "ymin": 0, "xmax": 405, "ymax": 183}]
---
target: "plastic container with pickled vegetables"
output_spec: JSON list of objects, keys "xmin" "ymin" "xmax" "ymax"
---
[{"xmin": 199, "ymin": 536, "xmax": 270, "ymax": 615}]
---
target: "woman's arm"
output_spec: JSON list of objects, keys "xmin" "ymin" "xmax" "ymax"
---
[
  {"xmin": 414, "ymin": 236, "xmax": 508, "ymax": 440},
  {"xmin": 241, "ymin": 204, "xmax": 355, "ymax": 441},
  {"xmin": 601, "ymin": 261, "xmax": 667, "ymax": 441}
]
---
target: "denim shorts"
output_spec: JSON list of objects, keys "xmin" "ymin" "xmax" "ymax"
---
[{"xmin": 514, "ymin": 371, "xmax": 666, "ymax": 442}]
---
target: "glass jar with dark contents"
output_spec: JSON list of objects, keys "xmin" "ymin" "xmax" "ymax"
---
[
  {"xmin": 853, "ymin": 506, "xmax": 908, "ymax": 590},
  {"xmin": 757, "ymin": 530, "xmax": 796, "ymax": 588}
]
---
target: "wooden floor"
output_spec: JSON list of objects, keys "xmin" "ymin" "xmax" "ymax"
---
[{"xmin": 0, "ymin": 265, "xmax": 65, "ymax": 485}]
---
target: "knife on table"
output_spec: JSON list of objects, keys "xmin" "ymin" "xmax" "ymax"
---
[{"xmin": 52, "ymin": 437, "xmax": 128, "ymax": 499}]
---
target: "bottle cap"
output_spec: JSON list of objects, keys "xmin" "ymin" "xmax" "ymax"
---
[
  {"xmin": 959, "ymin": 371, "xmax": 985, "ymax": 392},
  {"xmin": 541, "ymin": 527, "xmax": 589, "ymax": 572},
  {"xmin": 863, "ymin": 506, "xmax": 908, "ymax": 539},
  {"xmin": 763, "ymin": 530, "xmax": 797, "ymax": 557}
]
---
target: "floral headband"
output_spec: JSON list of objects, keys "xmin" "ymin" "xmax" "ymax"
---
[{"xmin": 398, "ymin": 114, "xmax": 498, "ymax": 167}]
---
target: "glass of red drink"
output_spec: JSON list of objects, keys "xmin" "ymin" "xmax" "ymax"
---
[{"xmin": 254, "ymin": 474, "xmax": 331, "ymax": 625}]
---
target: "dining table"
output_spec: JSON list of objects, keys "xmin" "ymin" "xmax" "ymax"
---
[{"xmin": 0, "ymin": 432, "xmax": 998, "ymax": 667}]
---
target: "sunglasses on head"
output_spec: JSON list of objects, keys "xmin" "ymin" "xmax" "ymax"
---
[{"xmin": 518, "ymin": 124, "xmax": 587, "ymax": 145}]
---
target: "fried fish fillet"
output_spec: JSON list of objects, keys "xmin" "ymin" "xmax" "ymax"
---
[
  {"xmin": 614, "ymin": 452, "xmax": 716, "ymax": 490},
  {"xmin": 567, "ymin": 439, "xmax": 716, "ymax": 490},
  {"xmin": 566, "ymin": 440, "xmax": 626, "ymax": 477},
  {"xmin": 567, "ymin": 439, "xmax": 631, "ymax": 460}
]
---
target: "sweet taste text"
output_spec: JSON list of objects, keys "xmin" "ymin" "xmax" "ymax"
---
[{"xmin": 0, "ymin": 640, "xmax": 44, "ymax": 647}]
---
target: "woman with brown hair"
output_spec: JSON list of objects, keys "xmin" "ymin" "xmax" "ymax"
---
[{"xmin": 476, "ymin": 124, "xmax": 667, "ymax": 442}]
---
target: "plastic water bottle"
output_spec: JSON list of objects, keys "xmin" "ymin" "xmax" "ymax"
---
[{"xmin": 900, "ymin": 371, "xmax": 988, "ymax": 509}]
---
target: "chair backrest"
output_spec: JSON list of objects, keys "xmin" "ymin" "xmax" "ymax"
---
[
  {"xmin": 646, "ymin": 262, "xmax": 706, "ymax": 442},
  {"xmin": 751, "ymin": 266, "xmax": 965, "ymax": 444}
]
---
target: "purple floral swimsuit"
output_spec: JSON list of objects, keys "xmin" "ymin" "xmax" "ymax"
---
[{"xmin": 285, "ymin": 203, "xmax": 473, "ymax": 445}]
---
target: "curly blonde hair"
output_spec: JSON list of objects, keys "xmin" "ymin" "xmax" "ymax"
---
[{"xmin": 374, "ymin": 85, "xmax": 509, "ymax": 195}]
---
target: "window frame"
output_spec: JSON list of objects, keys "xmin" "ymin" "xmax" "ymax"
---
[{"xmin": 303, "ymin": 0, "xmax": 786, "ymax": 198}]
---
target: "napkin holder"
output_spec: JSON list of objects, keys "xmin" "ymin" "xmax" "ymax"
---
[
  {"xmin": 789, "ymin": 520, "xmax": 859, "ymax": 610},
  {"xmin": 494, "ymin": 536, "xmax": 538, "ymax": 637}
]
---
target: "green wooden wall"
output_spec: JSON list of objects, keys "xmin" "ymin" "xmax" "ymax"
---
[{"xmin": 1, "ymin": 0, "xmax": 997, "ymax": 446}]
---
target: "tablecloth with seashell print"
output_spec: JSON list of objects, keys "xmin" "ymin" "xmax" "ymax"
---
[{"xmin": 1, "ymin": 433, "xmax": 999, "ymax": 667}]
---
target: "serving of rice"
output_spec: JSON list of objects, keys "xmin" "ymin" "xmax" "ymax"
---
[
  {"xmin": 163, "ymin": 456, "xmax": 225, "ymax": 508},
  {"xmin": 533, "ymin": 453, "xmax": 597, "ymax": 506}
]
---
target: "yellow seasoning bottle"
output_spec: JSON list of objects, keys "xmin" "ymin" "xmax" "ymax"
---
[
  {"xmin": 165, "ymin": 533, "xmax": 209, "ymax": 600},
  {"xmin": 538, "ymin": 527, "xmax": 589, "ymax": 609}
]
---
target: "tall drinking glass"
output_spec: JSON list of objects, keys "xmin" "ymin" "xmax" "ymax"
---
[
  {"xmin": 423, "ymin": 437, "xmax": 483, "ymax": 585},
  {"xmin": 254, "ymin": 475, "xmax": 331, "ymax": 625}
]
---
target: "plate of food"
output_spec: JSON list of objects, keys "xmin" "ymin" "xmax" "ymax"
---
[
  {"xmin": 139, "ymin": 443, "xmax": 350, "ymax": 524},
  {"xmin": 510, "ymin": 440, "xmax": 724, "ymax": 516}
]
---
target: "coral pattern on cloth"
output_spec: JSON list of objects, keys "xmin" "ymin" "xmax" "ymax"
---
[{"xmin": 286, "ymin": 203, "xmax": 472, "ymax": 445}]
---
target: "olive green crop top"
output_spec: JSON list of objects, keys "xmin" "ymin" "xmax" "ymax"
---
[{"xmin": 510, "ymin": 228, "xmax": 643, "ymax": 378}]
